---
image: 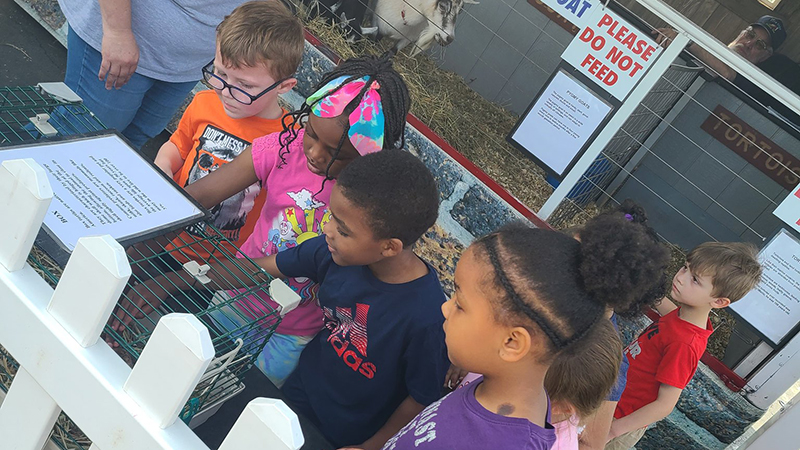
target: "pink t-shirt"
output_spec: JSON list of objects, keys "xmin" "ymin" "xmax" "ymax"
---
[
  {"xmin": 237, "ymin": 129, "xmax": 333, "ymax": 336},
  {"xmin": 552, "ymin": 415, "xmax": 580, "ymax": 450}
]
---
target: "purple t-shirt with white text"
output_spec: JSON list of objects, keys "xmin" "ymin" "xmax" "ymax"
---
[{"xmin": 382, "ymin": 377, "xmax": 556, "ymax": 450}]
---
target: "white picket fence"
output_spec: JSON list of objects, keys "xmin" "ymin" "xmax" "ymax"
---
[{"xmin": 0, "ymin": 158, "xmax": 304, "ymax": 450}]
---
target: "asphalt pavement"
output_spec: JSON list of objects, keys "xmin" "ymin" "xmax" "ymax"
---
[{"xmin": 0, "ymin": 0, "xmax": 66, "ymax": 86}]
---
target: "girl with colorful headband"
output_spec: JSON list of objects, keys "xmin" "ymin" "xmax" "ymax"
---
[{"xmin": 181, "ymin": 52, "xmax": 412, "ymax": 387}]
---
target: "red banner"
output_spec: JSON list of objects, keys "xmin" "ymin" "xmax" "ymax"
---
[{"xmin": 701, "ymin": 105, "xmax": 800, "ymax": 190}]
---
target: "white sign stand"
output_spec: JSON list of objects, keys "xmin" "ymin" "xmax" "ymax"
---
[
  {"xmin": 0, "ymin": 134, "xmax": 205, "ymax": 251},
  {"xmin": 538, "ymin": 32, "xmax": 687, "ymax": 219}
]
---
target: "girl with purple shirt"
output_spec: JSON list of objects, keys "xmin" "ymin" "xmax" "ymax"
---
[{"xmin": 382, "ymin": 219, "xmax": 667, "ymax": 450}]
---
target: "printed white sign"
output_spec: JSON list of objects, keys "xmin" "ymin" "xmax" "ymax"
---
[
  {"xmin": 0, "ymin": 134, "xmax": 204, "ymax": 251},
  {"xmin": 730, "ymin": 229, "xmax": 800, "ymax": 345},
  {"xmin": 537, "ymin": 0, "xmax": 597, "ymax": 30},
  {"xmin": 774, "ymin": 184, "xmax": 800, "ymax": 234},
  {"xmin": 561, "ymin": 7, "xmax": 662, "ymax": 100},
  {"xmin": 509, "ymin": 69, "xmax": 612, "ymax": 176}
]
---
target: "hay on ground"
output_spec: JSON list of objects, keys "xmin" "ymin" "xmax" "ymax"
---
[{"xmin": 301, "ymin": 15, "xmax": 554, "ymax": 212}]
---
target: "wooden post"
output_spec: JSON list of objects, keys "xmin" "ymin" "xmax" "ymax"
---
[{"xmin": 219, "ymin": 398, "xmax": 304, "ymax": 450}]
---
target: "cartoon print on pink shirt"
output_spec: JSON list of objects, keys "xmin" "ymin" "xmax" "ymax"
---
[{"xmin": 261, "ymin": 189, "xmax": 331, "ymax": 306}]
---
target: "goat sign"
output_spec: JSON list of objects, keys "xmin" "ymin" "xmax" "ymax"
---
[
  {"xmin": 561, "ymin": 7, "xmax": 661, "ymax": 100},
  {"xmin": 537, "ymin": 0, "xmax": 597, "ymax": 30}
]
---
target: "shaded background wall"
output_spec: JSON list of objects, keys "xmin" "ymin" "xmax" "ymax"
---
[
  {"xmin": 431, "ymin": 0, "xmax": 800, "ymax": 116},
  {"xmin": 617, "ymin": 0, "xmax": 800, "ymax": 61}
]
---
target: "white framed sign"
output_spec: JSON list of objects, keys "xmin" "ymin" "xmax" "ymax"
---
[
  {"xmin": 730, "ymin": 229, "xmax": 800, "ymax": 346},
  {"xmin": 507, "ymin": 67, "xmax": 614, "ymax": 179},
  {"xmin": 0, "ymin": 133, "xmax": 206, "ymax": 252},
  {"xmin": 774, "ymin": 184, "xmax": 800, "ymax": 234},
  {"xmin": 561, "ymin": 7, "xmax": 662, "ymax": 100}
]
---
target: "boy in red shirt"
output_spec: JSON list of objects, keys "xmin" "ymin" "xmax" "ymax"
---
[
  {"xmin": 153, "ymin": 1, "xmax": 304, "ymax": 261},
  {"xmin": 606, "ymin": 242, "xmax": 762, "ymax": 449}
]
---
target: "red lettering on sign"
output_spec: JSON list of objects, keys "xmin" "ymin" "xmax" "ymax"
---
[
  {"xmin": 580, "ymin": 54, "xmax": 619, "ymax": 85},
  {"xmin": 596, "ymin": 14, "xmax": 656, "ymax": 60}
]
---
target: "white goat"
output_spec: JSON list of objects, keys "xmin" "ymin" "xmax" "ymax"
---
[{"xmin": 373, "ymin": 0, "xmax": 478, "ymax": 56}]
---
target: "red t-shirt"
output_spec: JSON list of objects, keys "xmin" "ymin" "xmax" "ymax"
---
[
  {"xmin": 614, "ymin": 309, "xmax": 713, "ymax": 419},
  {"xmin": 166, "ymin": 90, "xmax": 285, "ymax": 262}
]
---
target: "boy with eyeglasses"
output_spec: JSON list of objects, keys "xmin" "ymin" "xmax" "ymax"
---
[{"xmin": 154, "ymin": 0, "xmax": 304, "ymax": 259}]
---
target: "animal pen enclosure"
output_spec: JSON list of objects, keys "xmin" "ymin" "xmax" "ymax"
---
[
  {"xmin": 0, "ymin": 84, "xmax": 304, "ymax": 449},
  {"xmin": 7, "ymin": 0, "xmax": 800, "ymax": 447}
]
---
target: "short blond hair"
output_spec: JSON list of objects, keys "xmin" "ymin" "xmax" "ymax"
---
[
  {"xmin": 216, "ymin": 1, "xmax": 304, "ymax": 80},
  {"xmin": 686, "ymin": 242, "xmax": 762, "ymax": 302}
]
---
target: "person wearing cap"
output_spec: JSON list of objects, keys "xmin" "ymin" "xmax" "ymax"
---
[
  {"xmin": 654, "ymin": 15, "xmax": 787, "ymax": 81},
  {"xmin": 655, "ymin": 16, "xmax": 800, "ymax": 125}
]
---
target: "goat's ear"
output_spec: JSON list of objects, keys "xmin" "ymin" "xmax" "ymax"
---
[{"xmin": 463, "ymin": 0, "xmax": 479, "ymax": 4}]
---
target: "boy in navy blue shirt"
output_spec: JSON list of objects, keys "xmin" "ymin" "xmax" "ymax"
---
[
  {"xmin": 114, "ymin": 149, "xmax": 448, "ymax": 446},
  {"xmin": 264, "ymin": 149, "xmax": 448, "ymax": 448}
]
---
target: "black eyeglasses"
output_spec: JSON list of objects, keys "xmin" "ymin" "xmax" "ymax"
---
[
  {"xmin": 201, "ymin": 61, "xmax": 286, "ymax": 105},
  {"xmin": 742, "ymin": 27, "xmax": 772, "ymax": 53}
]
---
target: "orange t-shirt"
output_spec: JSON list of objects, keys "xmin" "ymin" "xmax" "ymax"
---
[{"xmin": 168, "ymin": 90, "xmax": 285, "ymax": 262}]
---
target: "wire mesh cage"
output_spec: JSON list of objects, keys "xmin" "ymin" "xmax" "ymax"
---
[
  {"xmin": 0, "ymin": 84, "xmax": 106, "ymax": 145},
  {"xmin": 547, "ymin": 63, "xmax": 705, "ymax": 228},
  {"xmin": 28, "ymin": 223, "xmax": 284, "ymax": 423},
  {"xmin": 2, "ymin": 85, "xmax": 288, "ymax": 445}
]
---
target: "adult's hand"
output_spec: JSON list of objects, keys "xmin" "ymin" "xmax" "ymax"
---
[{"xmin": 98, "ymin": 29, "xmax": 139, "ymax": 90}]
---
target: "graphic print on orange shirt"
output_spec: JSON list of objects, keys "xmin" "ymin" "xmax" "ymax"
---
[{"xmin": 186, "ymin": 125, "xmax": 257, "ymax": 242}]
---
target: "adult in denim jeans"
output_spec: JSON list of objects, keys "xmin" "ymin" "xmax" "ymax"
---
[{"xmin": 58, "ymin": 0, "xmax": 242, "ymax": 149}]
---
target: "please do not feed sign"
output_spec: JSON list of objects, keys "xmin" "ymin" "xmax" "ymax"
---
[{"xmin": 561, "ymin": 7, "xmax": 662, "ymax": 100}]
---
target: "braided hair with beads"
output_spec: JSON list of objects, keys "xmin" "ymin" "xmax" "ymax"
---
[{"xmin": 277, "ymin": 52, "xmax": 411, "ymax": 184}]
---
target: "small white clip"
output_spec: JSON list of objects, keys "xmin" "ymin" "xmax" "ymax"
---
[
  {"xmin": 183, "ymin": 260, "xmax": 212, "ymax": 285},
  {"xmin": 269, "ymin": 279, "xmax": 301, "ymax": 316},
  {"xmin": 29, "ymin": 113, "xmax": 58, "ymax": 137}
]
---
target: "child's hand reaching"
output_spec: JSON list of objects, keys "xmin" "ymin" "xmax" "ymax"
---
[{"xmin": 444, "ymin": 363, "xmax": 469, "ymax": 390}]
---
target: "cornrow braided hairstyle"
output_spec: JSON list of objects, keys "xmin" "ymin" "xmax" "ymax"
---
[
  {"xmin": 277, "ymin": 52, "xmax": 411, "ymax": 189},
  {"xmin": 475, "ymin": 222, "xmax": 661, "ymax": 358}
]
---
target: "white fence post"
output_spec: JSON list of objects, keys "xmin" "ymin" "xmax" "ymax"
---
[
  {"xmin": 219, "ymin": 398, "xmax": 305, "ymax": 450},
  {"xmin": 124, "ymin": 314, "xmax": 215, "ymax": 429},
  {"xmin": 48, "ymin": 235, "xmax": 131, "ymax": 347},
  {"xmin": 0, "ymin": 367, "xmax": 61, "ymax": 450},
  {"xmin": 0, "ymin": 159, "xmax": 52, "ymax": 272},
  {"xmin": 0, "ymin": 157, "xmax": 304, "ymax": 449}
]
